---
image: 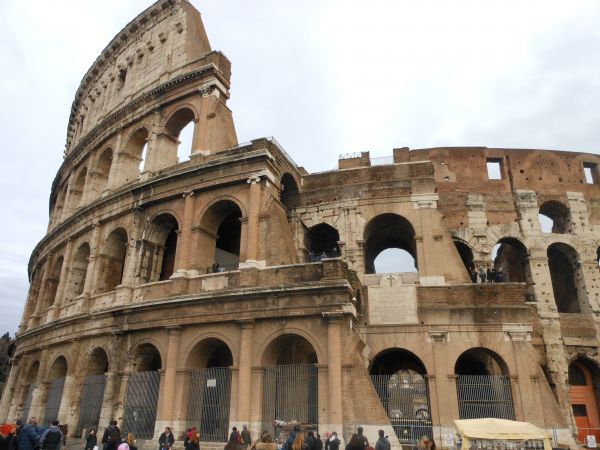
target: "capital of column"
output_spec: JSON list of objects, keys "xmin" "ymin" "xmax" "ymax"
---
[{"xmin": 322, "ymin": 312, "xmax": 344, "ymax": 324}]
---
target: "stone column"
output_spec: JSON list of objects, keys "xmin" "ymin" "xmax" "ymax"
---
[
  {"xmin": 105, "ymin": 132, "xmax": 123, "ymax": 194},
  {"xmin": 61, "ymin": 174, "xmax": 76, "ymax": 221},
  {"xmin": 28, "ymin": 348, "xmax": 50, "ymax": 420},
  {"xmin": 0, "ymin": 358, "xmax": 20, "ymax": 422},
  {"xmin": 236, "ymin": 321, "xmax": 254, "ymax": 427},
  {"xmin": 157, "ymin": 327, "xmax": 182, "ymax": 429},
  {"xmin": 98, "ymin": 370, "xmax": 118, "ymax": 432},
  {"xmin": 174, "ymin": 192, "xmax": 195, "ymax": 272},
  {"xmin": 325, "ymin": 314, "xmax": 343, "ymax": 432},
  {"xmin": 83, "ymin": 223, "xmax": 103, "ymax": 297},
  {"xmin": 116, "ymin": 210, "xmax": 144, "ymax": 305},
  {"xmin": 244, "ymin": 177, "xmax": 263, "ymax": 267},
  {"xmin": 62, "ymin": 341, "xmax": 82, "ymax": 435}
]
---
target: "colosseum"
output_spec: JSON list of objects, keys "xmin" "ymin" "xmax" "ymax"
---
[{"xmin": 1, "ymin": 0, "xmax": 599, "ymax": 448}]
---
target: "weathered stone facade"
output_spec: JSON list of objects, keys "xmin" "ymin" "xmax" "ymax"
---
[{"xmin": 1, "ymin": 1, "xmax": 600, "ymax": 449}]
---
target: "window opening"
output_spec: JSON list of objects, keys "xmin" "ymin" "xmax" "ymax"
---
[
  {"xmin": 486, "ymin": 159, "xmax": 503, "ymax": 180},
  {"xmin": 177, "ymin": 121, "xmax": 194, "ymax": 163},
  {"xmin": 584, "ymin": 162, "xmax": 598, "ymax": 184}
]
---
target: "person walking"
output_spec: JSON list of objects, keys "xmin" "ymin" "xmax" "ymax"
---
[
  {"xmin": 18, "ymin": 418, "xmax": 39, "ymax": 450},
  {"xmin": 324, "ymin": 433, "xmax": 339, "ymax": 450},
  {"xmin": 158, "ymin": 428, "xmax": 175, "ymax": 450},
  {"xmin": 39, "ymin": 421, "xmax": 63, "ymax": 450},
  {"xmin": 345, "ymin": 434, "xmax": 362, "ymax": 450},
  {"xmin": 374, "ymin": 431, "xmax": 389, "ymax": 450},
  {"xmin": 84, "ymin": 430, "xmax": 97, "ymax": 450},
  {"xmin": 241, "ymin": 426, "xmax": 252, "ymax": 450},
  {"xmin": 305, "ymin": 432, "xmax": 316, "ymax": 450},
  {"xmin": 102, "ymin": 421, "xmax": 120, "ymax": 450},
  {"xmin": 314, "ymin": 434, "xmax": 323, "ymax": 450},
  {"xmin": 356, "ymin": 428, "xmax": 368, "ymax": 449},
  {"xmin": 478, "ymin": 267, "xmax": 486, "ymax": 283},
  {"xmin": 0, "ymin": 425, "xmax": 16, "ymax": 450},
  {"xmin": 186, "ymin": 432, "xmax": 200, "ymax": 450}
]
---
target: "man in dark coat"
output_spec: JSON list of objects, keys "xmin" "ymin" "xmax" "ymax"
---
[
  {"xmin": 240, "ymin": 426, "xmax": 251, "ymax": 450},
  {"xmin": 305, "ymin": 431, "xmax": 316, "ymax": 450},
  {"xmin": 356, "ymin": 427, "xmax": 369, "ymax": 449},
  {"xmin": 158, "ymin": 427, "xmax": 175, "ymax": 450},
  {"xmin": 101, "ymin": 421, "xmax": 120, "ymax": 450},
  {"xmin": 18, "ymin": 418, "xmax": 38, "ymax": 450}
]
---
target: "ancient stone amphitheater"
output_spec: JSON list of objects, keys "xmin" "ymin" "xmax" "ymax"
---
[{"xmin": 1, "ymin": 1, "xmax": 599, "ymax": 448}]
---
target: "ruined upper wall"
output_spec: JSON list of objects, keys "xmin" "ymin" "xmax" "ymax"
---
[{"xmin": 65, "ymin": 0, "xmax": 215, "ymax": 155}]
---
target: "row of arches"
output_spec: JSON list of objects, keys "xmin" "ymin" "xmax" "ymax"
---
[{"xmin": 52, "ymin": 107, "xmax": 197, "ymax": 227}]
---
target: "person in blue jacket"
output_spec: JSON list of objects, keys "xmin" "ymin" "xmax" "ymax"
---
[{"xmin": 18, "ymin": 418, "xmax": 39, "ymax": 450}]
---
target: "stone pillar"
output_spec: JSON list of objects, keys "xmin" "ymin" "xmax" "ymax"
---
[
  {"xmin": 428, "ymin": 331, "xmax": 459, "ymax": 426},
  {"xmin": 243, "ymin": 177, "xmax": 263, "ymax": 267},
  {"xmin": 0, "ymin": 359, "xmax": 20, "ymax": 422},
  {"xmin": 174, "ymin": 192, "xmax": 195, "ymax": 272},
  {"xmin": 61, "ymin": 174, "xmax": 76, "ymax": 221},
  {"xmin": 116, "ymin": 210, "xmax": 144, "ymax": 305},
  {"xmin": 157, "ymin": 327, "xmax": 182, "ymax": 429},
  {"xmin": 325, "ymin": 314, "xmax": 343, "ymax": 432},
  {"xmin": 98, "ymin": 370, "xmax": 118, "ymax": 432},
  {"xmin": 236, "ymin": 321, "xmax": 254, "ymax": 427},
  {"xmin": 62, "ymin": 341, "xmax": 82, "ymax": 435},
  {"xmin": 105, "ymin": 132, "xmax": 123, "ymax": 194},
  {"xmin": 29, "ymin": 255, "xmax": 55, "ymax": 329},
  {"xmin": 28, "ymin": 348, "xmax": 50, "ymax": 420}
]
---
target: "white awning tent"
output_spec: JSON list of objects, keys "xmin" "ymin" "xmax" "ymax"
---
[{"xmin": 454, "ymin": 418, "xmax": 553, "ymax": 450}]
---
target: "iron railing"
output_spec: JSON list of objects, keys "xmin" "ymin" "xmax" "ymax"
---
[
  {"xmin": 456, "ymin": 375, "xmax": 515, "ymax": 420},
  {"xmin": 77, "ymin": 374, "xmax": 107, "ymax": 436},
  {"xmin": 21, "ymin": 383, "xmax": 35, "ymax": 422},
  {"xmin": 262, "ymin": 365, "xmax": 318, "ymax": 438},
  {"xmin": 122, "ymin": 371, "xmax": 160, "ymax": 439},
  {"xmin": 308, "ymin": 249, "xmax": 340, "ymax": 262},
  {"xmin": 371, "ymin": 372, "xmax": 432, "ymax": 446},
  {"xmin": 43, "ymin": 378, "xmax": 66, "ymax": 425},
  {"xmin": 187, "ymin": 367, "xmax": 231, "ymax": 442}
]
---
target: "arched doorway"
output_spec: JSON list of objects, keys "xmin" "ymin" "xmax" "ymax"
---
[
  {"xmin": 548, "ymin": 243, "xmax": 584, "ymax": 313},
  {"xmin": 364, "ymin": 214, "xmax": 417, "ymax": 274},
  {"xmin": 307, "ymin": 223, "xmax": 340, "ymax": 261},
  {"xmin": 370, "ymin": 349, "xmax": 432, "ymax": 447},
  {"xmin": 198, "ymin": 200, "xmax": 242, "ymax": 272},
  {"xmin": 455, "ymin": 348, "xmax": 515, "ymax": 420},
  {"xmin": 539, "ymin": 201, "xmax": 571, "ymax": 234},
  {"xmin": 569, "ymin": 360, "xmax": 600, "ymax": 444},
  {"xmin": 65, "ymin": 243, "xmax": 90, "ymax": 302},
  {"xmin": 97, "ymin": 228, "xmax": 128, "ymax": 293},
  {"xmin": 122, "ymin": 344, "xmax": 162, "ymax": 439},
  {"xmin": 454, "ymin": 240, "xmax": 475, "ymax": 281},
  {"xmin": 139, "ymin": 214, "xmax": 179, "ymax": 283},
  {"xmin": 280, "ymin": 173, "xmax": 300, "ymax": 210},
  {"xmin": 77, "ymin": 348, "xmax": 109, "ymax": 435},
  {"xmin": 186, "ymin": 339, "xmax": 233, "ymax": 442},
  {"xmin": 165, "ymin": 108, "xmax": 196, "ymax": 163},
  {"xmin": 20, "ymin": 362, "xmax": 39, "ymax": 422},
  {"xmin": 43, "ymin": 356, "xmax": 68, "ymax": 425},
  {"xmin": 261, "ymin": 334, "xmax": 318, "ymax": 437},
  {"xmin": 492, "ymin": 238, "xmax": 530, "ymax": 283}
]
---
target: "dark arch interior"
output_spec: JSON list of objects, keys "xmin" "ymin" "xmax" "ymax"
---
[
  {"xmin": 454, "ymin": 240, "xmax": 474, "ymax": 274},
  {"xmin": 48, "ymin": 356, "xmax": 68, "ymax": 380},
  {"xmin": 308, "ymin": 223, "xmax": 340, "ymax": 259},
  {"xmin": 88, "ymin": 348, "xmax": 110, "ymax": 375},
  {"xmin": 539, "ymin": 200, "xmax": 571, "ymax": 234},
  {"xmin": 165, "ymin": 108, "xmax": 195, "ymax": 137},
  {"xmin": 44, "ymin": 256, "xmax": 64, "ymax": 308},
  {"xmin": 493, "ymin": 238, "xmax": 528, "ymax": 283},
  {"xmin": 548, "ymin": 243, "xmax": 580, "ymax": 313},
  {"xmin": 187, "ymin": 338, "xmax": 234, "ymax": 368},
  {"xmin": 364, "ymin": 214, "xmax": 416, "ymax": 274},
  {"xmin": 263, "ymin": 334, "xmax": 318, "ymax": 366},
  {"xmin": 370, "ymin": 348, "xmax": 427, "ymax": 375},
  {"xmin": 134, "ymin": 344, "xmax": 162, "ymax": 372},
  {"xmin": 280, "ymin": 173, "xmax": 300, "ymax": 210},
  {"xmin": 99, "ymin": 228, "xmax": 128, "ymax": 293},
  {"xmin": 455, "ymin": 348, "xmax": 508, "ymax": 376}
]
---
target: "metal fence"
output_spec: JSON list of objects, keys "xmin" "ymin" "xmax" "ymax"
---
[
  {"xmin": 21, "ymin": 383, "xmax": 36, "ymax": 422},
  {"xmin": 456, "ymin": 375, "xmax": 515, "ymax": 420},
  {"xmin": 371, "ymin": 372, "xmax": 432, "ymax": 446},
  {"xmin": 122, "ymin": 371, "xmax": 160, "ymax": 439},
  {"xmin": 187, "ymin": 367, "xmax": 231, "ymax": 442},
  {"xmin": 77, "ymin": 374, "xmax": 107, "ymax": 436},
  {"xmin": 262, "ymin": 365, "xmax": 318, "ymax": 436},
  {"xmin": 43, "ymin": 378, "xmax": 66, "ymax": 425}
]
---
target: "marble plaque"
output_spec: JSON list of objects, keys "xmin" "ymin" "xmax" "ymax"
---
[{"xmin": 368, "ymin": 274, "xmax": 418, "ymax": 325}]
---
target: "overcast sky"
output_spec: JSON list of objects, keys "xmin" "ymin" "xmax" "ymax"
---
[{"xmin": 1, "ymin": 0, "xmax": 599, "ymax": 336}]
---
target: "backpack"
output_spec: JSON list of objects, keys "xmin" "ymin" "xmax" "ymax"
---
[{"xmin": 117, "ymin": 443, "xmax": 129, "ymax": 450}]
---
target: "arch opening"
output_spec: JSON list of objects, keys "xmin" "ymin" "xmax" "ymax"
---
[
  {"xmin": 123, "ymin": 344, "xmax": 161, "ymax": 439},
  {"xmin": 186, "ymin": 339, "xmax": 233, "ymax": 442},
  {"xmin": 568, "ymin": 359, "xmax": 600, "ymax": 444},
  {"xmin": 280, "ymin": 173, "xmax": 300, "ymax": 210},
  {"xmin": 98, "ymin": 228, "xmax": 128, "ymax": 294},
  {"xmin": 65, "ymin": 243, "xmax": 90, "ymax": 302},
  {"xmin": 71, "ymin": 167, "xmax": 88, "ymax": 209},
  {"xmin": 43, "ymin": 256, "xmax": 64, "ymax": 310},
  {"xmin": 454, "ymin": 240, "xmax": 476, "ymax": 282},
  {"xmin": 307, "ymin": 223, "xmax": 340, "ymax": 262},
  {"xmin": 52, "ymin": 184, "xmax": 68, "ymax": 225},
  {"xmin": 199, "ymin": 201, "xmax": 242, "ymax": 272},
  {"xmin": 122, "ymin": 128, "xmax": 148, "ymax": 183},
  {"xmin": 139, "ymin": 214, "xmax": 179, "ymax": 283},
  {"xmin": 42, "ymin": 356, "xmax": 68, "ymax": 425},
  {"xmin": 364, "ymin": 214, "xmax": 417, "ymax": 274},
  {"xmin": 454, "ymin": 348, "xmax": 515, "ymax": 420},
  {"xmin": 77, "ymin": 348, "xmax": 109, "ymax": 436},
  {"xmin": 491, "ymin": 238, "xmax": 529, "ymax": 283},
  {"xmin": 94, "ymin": 148, "xmax": 113, "ymax": 196},
  {"xmin": 548, "ymin": 243, "xmax": 584, "ymax": 313},
  {"xmin": 165, "ymin": 108, "xmax": 196, "ymax": 164},
  {"xmin": 261, "ymin": 334, "xmax": 318, "ymax": 436},
  {"xmin": 539, "ymin": 201, "xmax": 571, "ymax": 234},
  {"xmin": 370, "ymin": 349, "xmax": 431, "ymax": 446}
]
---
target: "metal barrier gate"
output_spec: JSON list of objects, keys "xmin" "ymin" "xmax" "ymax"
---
[
  {"xmin": 371, "ymin": 372, "xmax": 432, "ymax": 446},
  {"xmin": 262, "ymin": 365, "xmax": 318, "ymax": 436},
  {"xmin": 122, "ymin": 371, "xmax": 160, "ymax": 439},
  {"xmin": 43, "ymin": 378, "xmax": 66, "ymax": 425},
  {"xmin": 187, "ymin": 367, "xmax": 231, "ymax": 442},
  {"xmin": 456, "ymin": 374, "xmax": 515, "ymax": 420},
  {"xmin": 21, "ymin": 383, "xmax": 36, "ymax": 422},
  {"xmin": 77, "ymin": 374, "xmax": 107, "ymax": 436}
]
